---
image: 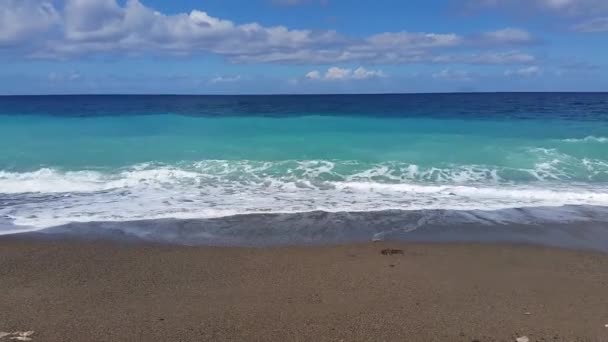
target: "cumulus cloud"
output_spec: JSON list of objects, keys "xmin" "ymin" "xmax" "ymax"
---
[
  {"xmin": 352, "ymin": 67, "xmax": 386, "ymax": 79},
  {"xmin": 305, "ymin": 70, "xmax": 321, "ymax": 80},
  {"xmin": 7, "ymin": 0, "xmax": 343, "ymax": 59},
  {"xmin": 306, "ymin": 67, "xmax": 386, "ymax": 81},
  {"xmin": 0, "ymin": 0, "xmax": 539, "ymax": 65},
  {"xmin": 504, "ymin": 66, "xmax": 542, "ymax": 77},
  {"xmin": 325, "ymin": 67, "xmax": 353, "ymax": 80},
  {"xmin": 0, "ymin": 0, "xmax": 59, "ymax": 46}
]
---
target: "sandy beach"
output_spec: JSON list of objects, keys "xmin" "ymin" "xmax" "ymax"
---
[{"xmin": 1, "ymin": 238, "xmax": 607, "ymax": 342}]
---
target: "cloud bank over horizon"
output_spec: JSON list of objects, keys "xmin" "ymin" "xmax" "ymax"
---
[
  {"xmin": 0, "ymin": 0, "xmax": 605, "ymax": 93},
  {"xmin": 1, "ymin": 0, "xmax": 540, "ymax": 66}
]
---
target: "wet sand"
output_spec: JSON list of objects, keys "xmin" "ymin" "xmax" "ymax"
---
[{"xmin": 1, "ymin": 238, "xmax": 608, "ymax": 341}]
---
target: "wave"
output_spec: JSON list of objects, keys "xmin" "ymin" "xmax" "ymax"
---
[
  {"xmin": 1, "ymin": 157, "xmax": 607, "ymax": 230},
  {"xmin": 562, "ymin": 136, "xmax": 608, "ymax": 143},
  {"xmin": 1, "ymin": 155, "xmax": 607, "ymax": 195},
  {"xmin": 0, "ymin": 166, "xmax": 201, "ymax": 193},
  {"xmin": 2, "ymin": 175, "xmax": 608, "ymax": 230}
]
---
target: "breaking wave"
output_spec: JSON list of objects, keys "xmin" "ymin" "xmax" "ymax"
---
[
  {"xmin": 1, "ymin": 158, "xmax": 608, "ymax": 231},
  {"xmin": 562, "ymin": 136, "xmax": 608, "ymax": 143},
  {"xmin": 1, "ymin": 153, "xmax": 607, "ymax": 195}
]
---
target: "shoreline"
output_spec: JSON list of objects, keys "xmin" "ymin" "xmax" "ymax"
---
[
  {"xmin": 4, "ymin": 206, "xmax": 608, "ymax": 253},
  {"xmin": 1, "ymin": 237, "xmax": 608, "ymax": 341}
]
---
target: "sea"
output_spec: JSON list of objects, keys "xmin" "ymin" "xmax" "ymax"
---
[{"xmin": 1, "ymin": 93, "xmax": 608, "ymax": 248}]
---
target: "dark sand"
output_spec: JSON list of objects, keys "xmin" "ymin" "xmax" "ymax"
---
[{"xmin": 1, "ymin": 239, "xmax": 608, "ymax": 342}]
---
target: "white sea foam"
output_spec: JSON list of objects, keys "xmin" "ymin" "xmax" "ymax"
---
[
  {"xmin": 2, "ymin": 154, "xmax": 606, "ymax": 195},
  {"xmin": 0, "ymin": 167, "xmax": 201, "ymax": 193},
  {"xmin": 562, "ymin": 136, "xmax": 608, "ymax": 143},
  {"xmin": 2, "ymin": 160, "xmax": 608, "ymax": 232}
]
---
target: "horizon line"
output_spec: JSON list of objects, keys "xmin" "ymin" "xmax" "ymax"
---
[{"xmin": 1, "ymin": 91, "xmax": 608, "ymax": 97}]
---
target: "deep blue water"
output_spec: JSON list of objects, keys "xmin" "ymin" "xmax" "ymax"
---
[{"xmin": 2, "ymin": 93, "xmax": 608, "ymax": 120}]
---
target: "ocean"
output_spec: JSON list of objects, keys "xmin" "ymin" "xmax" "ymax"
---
[{"xmin": 1, "ymin": 93, "xmax": 608, "ymax": 248}]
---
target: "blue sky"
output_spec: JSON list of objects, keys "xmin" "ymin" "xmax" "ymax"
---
[{"xmin": 1, "ymin": 0, "xmax": 607, "ymax": 94}]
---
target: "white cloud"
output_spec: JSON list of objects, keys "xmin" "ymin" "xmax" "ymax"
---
[
  {"xmin": 573, "ymin": 17, "xmax": 608, "ymax": 32},
  {"xmin": 0, "ymin": 0, "xmax": 540, "ymax": 66},
  {"xmin": 364, "ymin": 32, "xmax": 463, "ymax": 49},
  {"xmin": 353, "ymin": 67, "xmax": 385, "ymax": 79},
  {"xmin": 536, "ymin": 0, "xmax": 608, "ymax": 13},
  {"xmin": 20, "ymin": 0, "xmax": 344, "ymax": 59},
  {"xmin": 305, "ymin": 70, "xmax": 321, "ymax": 80},
  {"xmin": 468, "ymin": 0, "xmax": 608, "ymax": 31},
  {"xmin": 0, "ymin": 0, "xmax": 59, "ymax": 45},
  {"xmin": 504, "ymin": 66, "xmax": 542, "ymax": 77},
  {"xmin": 325, "ymin": 67, "xmax": 353, "ymax": 80},
  {"xmin": 478, "ymin": 0, "xmax": 608, "ymax": 34},
  {"xmin": 478, "ymin": 28, "xmax": 535, "ymax": 44},
  {"xmin": 210, "ymin": 75, "xmax": 242, "ymax": 83},
  {"xmin": 429, "ymin": 51, "xmax": 536, "ymax": 65},
  {"xmin": 432, "ymin": 69, "xmax": 474, "ymax": 81},
  {"xmin": 306, "ymin": 66, "xmax": 386, "ymax": 81},
  {"xmin": 234, "ymin": 50, "xmax": 536, "ymax": 65},
  {"xmin": 470, "ymin": 0, "xmax": 608, "ymax": 15},
  {"xmin": 48, "ymin": 70, "xmax": 83, "ymax": 82}
]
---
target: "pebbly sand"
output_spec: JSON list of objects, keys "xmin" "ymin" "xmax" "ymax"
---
[{"xmin": 1, "ymin": 238, "xmax": 608, "ymax": 341}]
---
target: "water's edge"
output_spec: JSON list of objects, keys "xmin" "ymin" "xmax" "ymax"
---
[{"xmin": 4, "ymin": 205, "xmax": 608, "ymax": 252}]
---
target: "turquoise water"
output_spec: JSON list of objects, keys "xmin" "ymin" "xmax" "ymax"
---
[
  {"xmin": 1, "ymin": 94, "xmax": 608, "ymax": 235},
  {"xmin": 1, "ymin": 114, "xmax": 607, "ymax": 179}
]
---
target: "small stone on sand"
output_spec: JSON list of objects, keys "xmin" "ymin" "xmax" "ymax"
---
[
  {"xmin": 524, "ymin": 312, "xmax": 531, "ymax": 315},
  {"xmin": 516, "ymin": 336, "xmax": 529, "ymax": 342}
]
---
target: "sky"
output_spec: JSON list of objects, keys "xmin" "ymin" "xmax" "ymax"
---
[{"xmin": 0, "ymin": 0, "xmax": 607, "ymax": 94}]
